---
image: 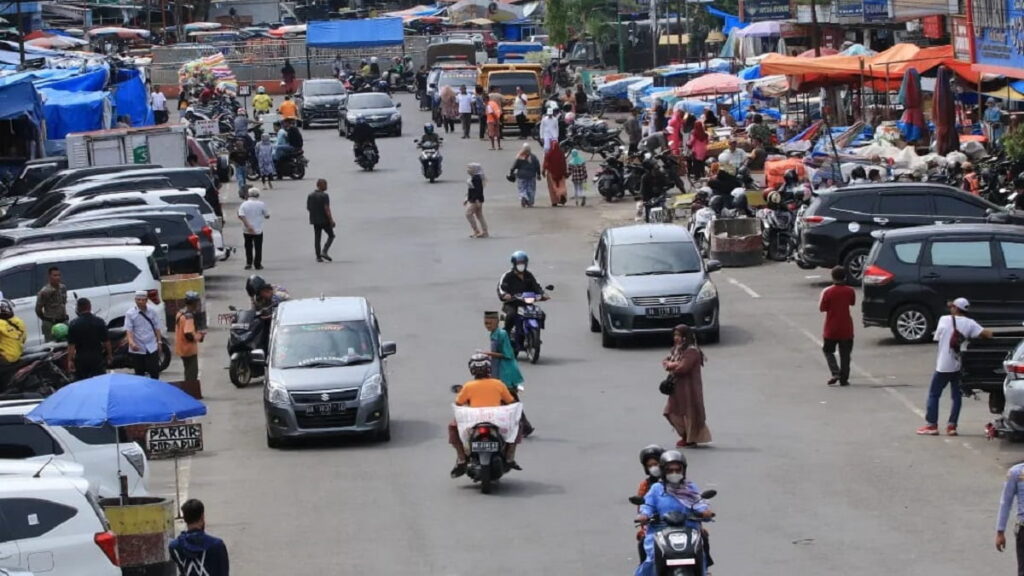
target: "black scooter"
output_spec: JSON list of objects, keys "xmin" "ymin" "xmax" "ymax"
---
[
  {"xmin": 415, "ymin": 138, "xmax": 443, "ymax": 182},
  {"xmin": 643, "ymin": 490, "xmax": 717, "ymax": 576},
  {"xmin": 0, "ymin": 344, "xmax": 70, "ymax": 397},
  {"xmin": 222, "ymin": 305, "xmax": 271, "ymax": 388},
  {"xmin": 275, "ymin": 149, "xmax": 308, "ymax": 180},
  {"xmin": 355, "ymin": 141, "xmax": 379, "ymax": 171}
]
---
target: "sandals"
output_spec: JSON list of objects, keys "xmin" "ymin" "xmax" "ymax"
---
[{"xmin": 450, "ymin": 462, "xmax": 467, "ymax": 478}]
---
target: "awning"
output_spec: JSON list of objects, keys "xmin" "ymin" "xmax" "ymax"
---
[{"xmin": 305, "ymin": 18, "xmax": 403, "ymax": 48}]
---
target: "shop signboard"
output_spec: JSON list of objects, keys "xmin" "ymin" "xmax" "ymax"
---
[
  {"xmin": 837, "ymin": 0, "xmax": 863, "ymax": 17},
  {"xmin": 970, "ymin": 0, "xmax": 1024, "ymax": 77},
  {"xmin": 951, "ymin": 15, "xmax": 971, "ymax": 61},
  {"xmin": 863, "ymin": 0, "xmax": 890, "ymax": 22},
  {"xmin": 742, "ymin": 0, "xmax": 792, "ymax": 21}
]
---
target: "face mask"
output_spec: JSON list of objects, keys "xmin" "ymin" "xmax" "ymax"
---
[
  {"xmin": 665, "ymin": 473, "xmax": 684, "ymax": 484},
  {"xmin": 515, "ymin": 264, "xmax": 526, "ymax": 273},
  {"xmin": 647, "ymin": 465, "xmax": 661, "ymax": 478}
]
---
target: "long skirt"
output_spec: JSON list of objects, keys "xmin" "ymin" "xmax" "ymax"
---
[{"xmin": 546, "ymin": 175, "xmax": 566, "ymax": 205}]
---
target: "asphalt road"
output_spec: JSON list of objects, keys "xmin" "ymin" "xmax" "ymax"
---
[{"xmin": 150, "ymin": 94, "xmax": 1022, "ymax": 575}]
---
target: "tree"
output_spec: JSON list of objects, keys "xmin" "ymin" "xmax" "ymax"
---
[{"xmin": 545, "ymin": 0, "xmax": 571, "ymax": 46}]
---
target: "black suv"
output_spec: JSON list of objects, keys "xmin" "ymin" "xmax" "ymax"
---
[
  {"xmin": 861, "ymin": 223, "xmax": 1024, "ymax": 343},
  {"xmin": 797, "ymin": 183, "xmax": 1022, "ymax": 284}
]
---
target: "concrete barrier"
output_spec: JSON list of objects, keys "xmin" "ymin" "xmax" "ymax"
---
[
  {"xmin": 709, "ymin": 218, "xmax": 763, "ymax": 267},
  {"xmin": 100, "ymin": 497, "xmax": 176, "ymax": 576}
]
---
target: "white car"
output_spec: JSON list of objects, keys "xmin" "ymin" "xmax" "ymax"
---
[
  {"xmin": 0, "ymin": 242, "xmax": 165, "ymax": 346},
  {"xmin": 30, "ymin": 189, "xmax": 216, "ymax": 230},
  {"xmin": 0, "ymin": 399, "xmax": 149, "ymax": 499},
  {"xmin": 0, "ymin": 476, "xmax": 120, "ymax": 576}
]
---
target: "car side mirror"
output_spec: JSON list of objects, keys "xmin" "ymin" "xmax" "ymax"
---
[
  {"xmin": 705, "ymin": 260, "xmax": 722, "ymax": 273},
  {"xmin": 295, "ymin": 92, "xmax": 302, "ymax": 98},
  {"xmin": 381, "ymin": 340, "xmax": 397, "ymax": 357},
  {"xmin": 450, "ymin": 384, "xmax": 463, "ymax": 394},
  {"xmin": 585, "ymin": 265, "xmax": 603, "ymax": 278},
  {"xmin": 250, "ymin": 349, "xmax": 266, "ymax": 365},
  {"xmin": 413, "ymin": 139, "xmax": 420, "ymax": 144},
  {"xmin": 544, "ymin": 284, "xmax": 555, "ymax": 291},
  {"xmin": 395, "ymin": 102, "xmax": 402, "ymax": 108}
]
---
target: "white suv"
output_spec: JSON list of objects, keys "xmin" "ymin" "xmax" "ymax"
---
[
  {"xmin": 0, "ymin": 399, "xmax": 149, "ymax": 499},
  {"xmin": 0, "ymin": 243, "xmax": 165, "ymax": 347},
  {"xmin": 31, "ymin": 189, "xmax": 215, "ymax": 229},
  {"xmin": 0, "ymin": 476, "xmax": 120, "ymax": 576}
]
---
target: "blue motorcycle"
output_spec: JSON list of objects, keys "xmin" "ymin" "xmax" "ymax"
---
[{"xmin": 509, "ymin": 287, "xmax": 553, "ymax": 364}]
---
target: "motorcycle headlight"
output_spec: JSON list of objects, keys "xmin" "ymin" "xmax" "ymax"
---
[
  {"xmin": 266, "ymin": 380, "xmax": 290, "ymax": 405},
  {"xmin": 602, "ymin": 286, "xmax": 629, "ymax": 307},
  {"xmin": 696, "ymin": 280, "xmax": 717, "ymax": 303},
  {"xmin": 360, "ymin": 373, "xmax": 382, "ymax": 400}
]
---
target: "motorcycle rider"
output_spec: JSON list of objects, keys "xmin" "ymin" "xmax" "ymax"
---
[
  {"xmin": 349, "ymin": 116, "xmax": 378, "ymax": 161},
  {"xmin": 418, "ymin": 122, "xmax": 443, "ymax": 174},
  {"xmin": 497, "ymin": 251, "xmax": 548, "ymax": 335},
  {"xmin": 0, "ymin": 299, "xmax": 27, "ymax": 372},
  {"xmin": 369, "ymin": 56, "xmax": 381, "ymax": 79},
  {"xmin": 631, "ymin": 445, "xmax": 665, "ymax": 563},
  {"xmin": 635, "ymin": 451, "xmax": 714, "ymax": 576},
  {"xmin": 284, "ymin": 118, "xmax": 304, "ymax": 152},
  {"xmin": 245, "ymin": 275, "xmax": 288, "ymax": 354},
  {"xmin": 252, "ymin": 86, "xmax": 273, "ymax": 119},
  {"xmin": 448, "ymin": 353, "xmax": 519, "ymax": 478}
]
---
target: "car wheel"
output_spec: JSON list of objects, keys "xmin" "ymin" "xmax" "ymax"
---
[
  {"xmin": 599, "ymin": 308, "xmax": 617, "ymax": 348},
  {"xmin": 842, "ymin": 247, "xmax": 870, "ymax": 286},
  {"xmin": 589, "ymin": 301, "xmax": 600, "ymax": 333},
  {"xmin": 394, "ymin": 124, "xmax": 402, "ymax": 137},
  {"xmin": 890, "ymin": 304, "xmax": 933, "ymax": 344},
  {"xmin": 701, "ymin": 323, "xmax": 720, "ymax": 344},
  {"xmin": 266, "ymin": 429, "xmax": 282, "ymax": 449},
  {"xmin": 377, "ymin": 418, "xmax": 392, "ymax": 443}
]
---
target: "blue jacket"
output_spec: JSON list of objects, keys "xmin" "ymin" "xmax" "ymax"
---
[{"xmin": 170, "ymin": 529, "xmax": 229, "ymax": 576}]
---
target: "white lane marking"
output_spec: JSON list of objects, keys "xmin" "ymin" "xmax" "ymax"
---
[
  {"xmin": 726, "ymin": 277, "xmax": 761, "ymax": 298},
  {"xmin": 804, "ymin": 275, "xmax": 822, "ymax": 279}
]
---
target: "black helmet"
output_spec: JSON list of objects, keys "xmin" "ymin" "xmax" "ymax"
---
[
  {"xmin": 510, "ymin": 250, "xmax": 529, "ymax": 265},
  {"xmin": 424, "ymin": 122, "xmax": 435, "ymax": 135},
  {"xmin": 659, "ymin": 450, "xmax": 687, "ymax": 470},
  {"xmin": 708, "ymin": 194, "xmax": 725, "ymax": 214},
  {"xmin": 639, "ymin": 444, "xmax": 664, "ymax": 474},
  {"xmin": 245, "ymin": 275, "xmax": 267, "ymax": 298},
  {"xmin": 467, "ymin": 352, "xmax": 492, "ymax": 378},
  {"xmin": 783, "ymin": 168, "xmax": 799, "ymax": 186}
]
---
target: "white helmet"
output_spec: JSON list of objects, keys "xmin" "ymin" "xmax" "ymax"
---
[
  {"xmin": 370, "ymin": 56, "xmax": 378, "ymax": 64},
  {"xmin": 257, "ymin": 86, "xmax": 266, "ymax": 94},
  {"xmin": 564, "ymin": 112, "xmax": 576, "ymax": 124}
]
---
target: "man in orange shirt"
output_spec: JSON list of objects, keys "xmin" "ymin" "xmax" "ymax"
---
[
  {"xmin": 278, "ymin": 95, "xmax": 298, "ymax": 119},
  {"xmin": 174, "ymin": 291, "xmax": 205, "ymax": 382},
  {"xmin": 449, "ymin": 353, "xmax": 516, "ymax": 478}
]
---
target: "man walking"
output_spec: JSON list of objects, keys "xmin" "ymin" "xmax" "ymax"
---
[
  {"xmin": 819, "ymin": 266, "xmax": 855, "ymax": 386},
  {"xmin": 917, "ymin": 297, "xmax": 992, "ymax": 436},
  {"xmin": 238, "ymin": 188, "xmax": 270, "ymax": 270},
  {"xmin": 150, "ymin": 85, "xmax": 168, "ymax": 124},
  {"xmin": 513, "ymin": 86, "xmax": 529, "ymax": 139},
  {"xmin": 125, "ymin": 291, "xmax": 162, "ymax": 379},
  {"xmin": 169, "ymin": 499, "xmax": 229, "ymax": 576},
  {"xmin": 996, "ymin": 461, "xmax": 1024, "ymax": 575},
  {"xmin": 175, "ymin": 291, "xmax": 204, "ymax": 382},
  {"xmin": 36, "ymin": 266, "xmax": 67, "ymax": 342},
  {"xmin": 306, "ymin": 179, "xmax": 336, "ymax": 263},
  {"xmin": 67, "ymin": 297, "xmax": 110, "ymax": 381},
  {"xmin": 474, "ymin": 86, "xmax": 487, "ymax": 140},
  {"xmin": 457, "ymin": 85, "xmax": 474, "ymax": 139}
]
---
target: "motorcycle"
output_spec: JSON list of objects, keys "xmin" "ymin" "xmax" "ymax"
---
[
  {"xmin": 222, "ymin": 305, "xmax": 271, "ymax": 388},
  {"xmin": 508, "ymin": 286, "xmax": 554, "ymax": 364},
  {"xmin": 595, "ymin": 148, "xmax": 627, "ymax": 202},
  {"xmin": 274, "ymin": 149, "xmax": 308, "ymax": 180},
  {"xmin": 108, "ymin": 328, "xmax": 173, "ymax": 374},
  {"xmin": 644, "ymin": 193, "xmax": 673, "ymax": 223},
  {"xmin": 562, "ymin": 117, "xmax": 622, "ymax": 154},
  {"xmin": 355, "ymin": 141, "xmax": 379, "ymax": 171},
  {"xmin": 415, "ymin": 138, "xmax": 444, "ymax": 183},
  {"xmin": 450, "ymin": 389, "xmax": 523, "ymax": 494},
  {"xmin": 641, "ymin": 490, "xmax": 717, "ymax": 576},
  {"xmin": 758, "ymin": 193, "xmax": 799, "ymax": 262},
  {"xmin": 0, "ymin": 344, "xmax": 70, "ymax": 397},
  {"xmin": 688, "ymin": 190, "xmax": 714, "ymax": 258}
]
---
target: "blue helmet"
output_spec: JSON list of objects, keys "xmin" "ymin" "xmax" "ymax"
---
[
  {"xmin": 424, "ymin": 122, "xmax": 435, "ymax": 135},
  {"xmin": 510, "ymin": 251, "xmax": 528, "ymax": 265}
]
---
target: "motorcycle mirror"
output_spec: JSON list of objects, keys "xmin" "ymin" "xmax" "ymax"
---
[
  {"xmin": 700, "ymin": 490, "xmax": 717, "ymax": 499},
  {"xmin": 228, "ymin": 305, "xmax": 237, "ymax": 311},
  {"xmin": 450, "ymin": 384, "xmax": 463, "ymax": 394},
  {"xmin": 413, "ymin": 139, "xmax": 420, "ymax": 144},
  {"xmin": 544, "ymin": 284, "xmax": 555, "ymax": 291},
  {"xmin": 628, "ymin": 495, "xmax": 644, "ymax": 506}
]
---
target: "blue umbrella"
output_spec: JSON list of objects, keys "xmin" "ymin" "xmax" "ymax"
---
[{"xmin": 25, "ymin": 373, "xmax": 206, "ymax": 427}]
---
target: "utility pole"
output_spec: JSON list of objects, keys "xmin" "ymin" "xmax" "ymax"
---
[
  {"xmin": 617, "ymin": 10, "xmax": 625, "ymax": 72},
  {"xmin": 809, "ymin": 0, "xmax": 821, "ymax": 56},
  {"xmin": 676, "ymin": 0, "xmax": 683, "ymax": 63},
  {"xmin": 651, "ymin": 0, "xmax": 657, "ymax": 68},
  {"xmin": 16, "ymin": 0, "xmax": 25, "ymax": 67}
]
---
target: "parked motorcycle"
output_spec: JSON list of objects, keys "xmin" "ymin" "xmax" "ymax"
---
[
  {"xmin": 355, "ymin": 142, "xmax": 379, "ymax": 171},
  {"xmin": 415, "ymin": 138, "xmax": 443, "ymax": 183},
  {"xmin": 274, "ymin": 149, "xmax": 308, "ymax": 180},
  {"xmin": 509, "ymin": 286, "xmax": 554, "ymax": 364},
  {"xmin": 642, "ymin": 490, "xmax": 717, "ymax": 576},
  {"xmin": 222, "ymin": 305, "xmax": 270, "ymax": 388},
  {"xmin": 562, "ymin": 116, "xmax": 622, "ymax": 154},
  {"xmin": 0, "ymin": 344, "xmax": 70, "ymax": 397},
  {"xmin": 106, "ymin": 328, "xmax": 173, "ymax": 374}
]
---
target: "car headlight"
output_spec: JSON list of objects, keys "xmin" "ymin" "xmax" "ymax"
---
[
  {"xmin": 266, "ymin": 380, "xmax": 290, "ymax": 405},
  {"xmin": 360, "ymin": 373, "xmax": 382, "ymax": 400},
  {"xmin": 696, "ymin": 281, "xmax": 718, "ymax": 303},
  {"xmin": 347, "ymin": 114, "xmax": 357, "ymax": 122},
  {"xmin": 602, "ymin": 286, "xmax": 629, "ymax": 307},
  {"xmin": 391, "ymin": 112, "xmax": 401, "ymax": 121}
]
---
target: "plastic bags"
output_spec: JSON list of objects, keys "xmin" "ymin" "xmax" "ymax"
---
[{"xmin": 453, "ymin": 404, "xmax": 523, "ymax": 446}]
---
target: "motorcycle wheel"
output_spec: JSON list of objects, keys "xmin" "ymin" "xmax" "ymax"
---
[
  {"xmin": 526, "ymin": 330, "xmax": 541, "ymax": 364},
  {"xmin": 290, "ymin": 163, "xmax": 306, "ymax": 180},
  {"xmin": 229, "ymin": 358, "xmax": 252, "ymax": 388},
  {"xmin": 429, "ymin": 174, "xmax": 436, "ymax": 183},
  {"xmin": 158, "ymin": 339, "xmax": 172, "ymax": 373},
  {"xmin": 479, "ymin": 467, "xmax": 493, "ymax": 494}
]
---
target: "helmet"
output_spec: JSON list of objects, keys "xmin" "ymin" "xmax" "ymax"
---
[
  {"xmin": 659, "ymin": 450, "xmax": 687, "ymax": 470},
  {"xmin": 51, "ymin": 323, "xmax": 69, "ymax": 342},
  {"xmin": 639, "ymin": 444, "xmax": 664, "ymax": 469},
  {"xmin": 708, "ymin": 194, "xmax": 725, "ymax": 214},
  {"xmin": 564, "ymin": 112, "xmax": 576, "ymax": 124},
  {"xmin": 0, "ymin": 299, "xmax": 12, "ymax": 319},
  {"xmin": 468, "ymin": 352, "xmax": 492, "ymax": 378},
  {"xmin": 257, "ymin": 86, "xmax": 266, "ymax": 94},
  {"xmin": 370, "ymin": 57, "xmax": 378, "ymax": 64},
  {"xmin": 510, "ymin": 250, "xmax": 529, "ymax": 265},
  {"xmin": 245, "ymin": 275, "xmax": 267, "ymax": 298},
  {"xmin": 767, "ymin": 191, "xmax": 782, "ymax": 206},
  {"xmin": 424, "ymin": 123, "xmax": 435, "ymax": 135},
  {"xmin": 783, "ymin": 169, "xmax": 799, "ymax": 185},
  {"xmin": 361, "ymin": 59, "xmax": 367, "ymax": 65},
  {"xmin": 184, "ymin": 290, "xmax": 200, "ymax": 304}
]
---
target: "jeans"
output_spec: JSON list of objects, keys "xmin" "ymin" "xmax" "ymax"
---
[
  {"xmin": 243, "ymin": 232, "xmax": 264, "ymax": 268},
  {"xmin": 313, "ymin": 224, "xmax": 335, "ymax": 258},
  {"xmin": 1016, "ymin": 525, "xmax": 1024, "ymax": 576},
  {"xmin": 925, "ymin": 371, "xmax": 963, "ymax": 426},
  {"xmin": 154, "ymin": 110, "xmax": 169, "ymax": 124},
  {"xmin": 234, "ymin": 161, "xmax": 246, "ymax": 190},
  {"xmin": 571, "ymin": 180, "xmax": 585, "ymax": 200},
  {"xmin": 478, "ymin": 114, "xmax": 487, "ymax": 138},
  {"xmin": 461, "ymin": 112, "xmax": 472, "ymax": 137},
  {"xmin": 822, "ymin": 338, "xmax": 853, "ymax": 383},
  {"xmin": 131, "ymin": 352, "xmax": 160, "ymax": 379}
]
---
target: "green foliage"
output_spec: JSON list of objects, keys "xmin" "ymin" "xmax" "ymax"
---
[
  {"xmin": 545, "ymin": 0, "xmax": 571, "ymax": 46},
  {"xmin": 1004, "ymin": 129, "xmax": 1024, "ymax": 163}
]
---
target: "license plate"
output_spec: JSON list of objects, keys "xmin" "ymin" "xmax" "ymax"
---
[
  {"xmin": 646, "ymin": 306, "xmax": 682, "ymax": 317},
  {"xmin": 304, "ymin": 403, "xmax": 345, "ymax": 416},
  {"xmin": 471, "ymin": 441, "xmax": 500, "ymax": 452}
]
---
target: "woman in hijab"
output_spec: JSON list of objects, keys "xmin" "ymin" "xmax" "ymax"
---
[
  {"xmin": 666, "ymin": 109, "xmax": 683, "ymax": 156},
  {"xmin": 542, "ymin": 140, "xmax": 568, "ymax": 206},
  {"xmin": 661, "ymin": 324, "xmax": 711, "ymax": 447},
  {"xmin": 256, "ymin": 133, "xmax": 276, "ymax": 188},
  {"xmin": 567, "ymin": 148, "xmax": 589, "ymax": 206},
  {"xmin": 440, "ymin": 86, "xmax": 458, "ymax": 134},
  {"xmin": 511, "ymin": 143, "xmax": 541, "ymax": 207},
  {"xmin": 688, "ymin": 121, "xmax": 709, "ymax": 179}
]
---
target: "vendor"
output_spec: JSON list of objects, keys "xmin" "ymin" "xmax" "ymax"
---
[
  {"xmin": 718, "ymin": 105, "xmax": 736, "ymax": 128},
  {"xmin": 718, "ymin": 140, "xmax": 747, "ymax": 173}
]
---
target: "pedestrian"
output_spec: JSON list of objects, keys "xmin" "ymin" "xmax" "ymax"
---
[
  {"xmin": 237, "ymin": 188, "xmax": 270, "ymax": 270},
  {"xmin": 66, "ymin": 297, "xmax": 110, "ymax": 381},
  {"xmin": 457, "ymin": 85, "xmax": 474, "ymax": 139},
  {"xmin": 513, "ymin": 86, "xmax": 529, "ymax": 139},
  {"xmin": 688, "ymin": 120, "xmax": 709, "ymax": 179},
  {"xmin": 169, "ymin": 499, "xmax": 229, "ymax": 576},
  {"xmin": 256, "ymin": 133, "xmax": 276, "ymax": 187},
  {"xmin": 464, "ymin": 163, "xmax": 488, "ymax": 238},
  {"xmin": 574, "ymin": 82, "xmax": 588, "ymax": 115},
  {"xmin": 511, "ymin": 143, "xmax": 541, "ymax": 207},
  {"xmin": 35, "ymin": 266, "xmax": 68, "ymax": 343},
  {"xmin": 150, "ymin": 85, "xmax": 168, "ymax": 124},
  {"xmin": 984, "ymin": 98, "xmax": 1005, "ymax": 145},
  {"xmin": 567, "ymin": 149, "xmax": 588, "ymax": 206},
  {"xmin": 306, "ymin": 178, "xmax": 336, "ymax": 262},
  {"xmin": 652, "ymin": 97, "xmax": 668, "ymax": 133},
  {"xmin": 624, "ymin": 107, "xmax": 642, "ymax": 155},
  {"xmin": 229, "ymin": 139, "xmax": 248, "ymax": 194},
  {"xmin": 543, "ymin": 140, "xmax": 568, "ymax": 207},
  {"xmin": 174, "ymin": 291, "xmax": 204, "ymax": 382},
  {"xmin": 440, "ymin": 86, "xmax": 458, "ymax": 134},
  {"xmin": 666, "ymin": 109, "xmax": 683, "ymax": 155},
  {"xmin": 483, "ymin": 311, "xmax": 533, "ymax": 437},
  {"xmin": 486, "ymin": 94, "xmax": 503, "ymax": 150},
  {"xmin": 563, "ymin": 88, "xmax": 575, "ymax": 114},
  {"xmin": 917, "ymin": 297, "xmax": 993, "ymax": 436},
  {"xmin": 661, "ymin": 324, "xmax": 711, "ymax": 447},
  {"xmin": 281, "ymin": 58, "xmax": 296, "ymax": 94},
  {"xmin": 474, "ymin": 86, "xmax": 487, "ymax": 140},
  {"xmin": 819, "ymin": 266, "xmax": 855, "ymax": 386},
  {"xmin": 125, "ymin": 291, "xmax": 162, "ymax": 379},
  {"xmin": 0, "ymin": 300, "xmax": 26, "ymax": 370},
  {"xmin": 539, "ymin": 109, "xmax": 559, "ymax": 153},
  {"xmin": 995, "ymin": 461, "xmax": 1024, "ymax": 574}
]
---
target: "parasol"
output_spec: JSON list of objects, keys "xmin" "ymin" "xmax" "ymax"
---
[
  {"xmin": 898, "ymin": 67, "xmax": 927, "ymax": 144},
  {"xmin": 27, "ymin": 36, "xmax": 89, "ymax": 49},
  {"xmin": 933, "ymin": 66, "xmax": 959, "ymax": 155},
  {"xmin": 675, "ymin": 73, "xmax": 741, "ymax": 97},
  {"xmin": 737, "ymin": 20, "xmax": 781, "ymax": 37},
  {"xmin": 87, "ymin": 27, "xmax": 151, "ymax": 39}
]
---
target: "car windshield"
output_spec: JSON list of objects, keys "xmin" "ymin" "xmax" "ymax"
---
[
  {"xmin": 348, "ymin": 94, "xmax": 394, "ymax": 109},
  {"xmin": 273, "ymin": 321, "xmax": 375, "ymax": 369},
  {"xmin": 610, "ymin": 242, "xmax": 702, "ymax": 276},
  {"xmin": 304, "ymin": 81, "xmax": 345, "ymax": 96},
  {"xmin": 488, "ymin": 73, "xmax": 538, "ymax": 95}
]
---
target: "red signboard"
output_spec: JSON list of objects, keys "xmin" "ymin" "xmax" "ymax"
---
[{"xmin": 922, "ymin": 15, "xmax": 944, "ymax": 39}]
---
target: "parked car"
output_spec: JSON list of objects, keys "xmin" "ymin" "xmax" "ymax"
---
[
  {"xmin": 0, "ymin": 397, "xmax": 149, "ymax": 498},
  {"xmin": 5, "ymin": 156, "xmax": 67, "ymax": 198},
  {"xmin": 264, "ymin": 297, "xmax": 396, "ymax": 447},
  {"xmin": 338, "ymin": 92, "xmax": 402, "ymax": 137},
  {"xmin": 81, "ymin": 168, "xmax": 222, "ymax": 226},
  {"xmin": 0, "ymin": 177, "xmax": 178, "ymax": 225},
  {"xmin": 586, "ymin": 224, "xmax": 722, "ymax": 347},
  {"xmin": 0, "ymin": 242, "xmax": 165, "ymax": 345},
  {"xmin": 0, "ymin": 476, "xmax": 120, "ymax": 575},
  {"xmin": 796, "ymin": 183, "xmax": 1024, "ymax": 284},
  {"xmin": 297, "ymin": 78, "xmax": 348, "ymax": 128},
  {"xmin": 861, "ymin": 223, "xmax": 1024, "ymax": 343},
  {"xmin": 960, "ymin": 329, "xmax": 1024, "ymax": 428},
  {"xmin": 26, "ymin": 189, "xmax": 216, "ymax": 234},
  {"xmin": 0, "ymin": 164, "xmax": 162, "ymax": 222}
]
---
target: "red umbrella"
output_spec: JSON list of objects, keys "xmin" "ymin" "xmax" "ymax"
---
[
  {"xmin": 933, "ymin": 66, "xmax": 959, "ymax": 155},
  {"xmin": 898, "ymin": 68, "xmax": 927, "ymax": 144},
  {"xmin": 675, "ymin": 73, "xmax": 741, "ymax": 97}
]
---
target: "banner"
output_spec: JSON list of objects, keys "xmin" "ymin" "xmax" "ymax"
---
[
  {"xmin": 951, "ymin": 16, "xmax": 971, "ymax": 61},
  {"xmin": 742, "ymin": 0, "xmax": 792, "ymax": 21},
  {"xmin": 971, "ymin": 0, "xmax": 1024, "ymax": 75},
  {"xmin": 863, "ymin": 0, "xmax": 889, "ymax": 22},
  {"xmin": 837, "ymin": 0, "xmax": 863, "ymax": 17}
]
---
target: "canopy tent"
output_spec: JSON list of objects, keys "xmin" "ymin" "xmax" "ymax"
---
[
  {"xmin": 385, "ymin": 4, "xmax": 446, "ymax": 22},
  {"xmin": 305, "ymin": 18, "xmax": 403, "ymax": 48},
  {"xmin": 675, "ymin": 73, "xmax": 741, "ymax": 97},
  {"xmin": 0, "ymin": 78, "xmax": 44, "ymax": 125},
  {"xmin": 113, "ymin": 68, "xmax": 154, "ymax": 128},
  {"xmin": 449, "ymin": 0, "xmax": 524, "ymax": 23},
  {"xmin": 706, "ymin": 6, "xmax": 745, "ymax": 34},
  {"xmin": 40, "ymin": 88, "xmax": 112, "ymax": 142}
]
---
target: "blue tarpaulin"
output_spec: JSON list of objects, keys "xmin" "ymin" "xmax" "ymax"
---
[
  {"xmin": 36, "ymin": 67, "xmax": 107, "ymax": 92},
  {"xmin": 706, "ymin": 7, "xmax": 746, "ymax": 34},
  {"xmin": 738, "ymin": 65, "xmax": 761, "ymax": 80},
  {"xmin": 113, "ymin": 68, "xmax": 154, "ymax": 127},
  {"xmin": 0, "ymin": 78, "xmax": 44, "ymax": 125},
  {"xmin": 306, "ymin": 18, "xmax": 403, "ymax": 48},
  {"xmin": 40, "ymin": 88, "xmax": 110, "ymax": 141}
]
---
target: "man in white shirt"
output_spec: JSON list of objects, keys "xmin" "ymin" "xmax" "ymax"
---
[
  {"xmin": 717, "ymin": 140, "xmax": 747, "ymax": 174},
  {"xmin": 150, "ymin": 86, "xmax": 168, "ymax": 124},
  {"xmin": 513, "ymin": 86, "xmax": 529, "ymax": 139},
  {"xmin": 237, "ymin": 188, "xmax": 270, "ymax": 271},
  {"xmin": 456, "ymin": 85, "xmax": 475, "ymax": 139},
  {"xmin": 539, "ymin": 110, "xmax": 559, "ymax": 153},
  {"xmin": 917, "ymin": 297, "xmax": 992, "ymax": 436}
]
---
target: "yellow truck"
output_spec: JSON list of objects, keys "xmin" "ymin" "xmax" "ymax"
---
[{"xmin": 478, "ymin": 63, "xmax": 544, "ymax": 129}]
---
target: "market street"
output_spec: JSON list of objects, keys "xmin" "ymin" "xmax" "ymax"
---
[{"xmin": 150, "ymin": 94, "xmax": 1019, "ymax": 574}]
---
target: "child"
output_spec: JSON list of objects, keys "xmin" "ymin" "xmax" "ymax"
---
[
  {"xmin": 631, "ymin": 445, "xmax": 664, "ymax": 564},
  {"xmin": 567, "ymin": 149, "xmax": 588, "ymax": 206},
  {"xmin": 256, "ymin": 133, "xmax": 276, "ymax": 188},
  {"xmin": 465, "ymin": 163, "xmax": 488, "ymax": 238}
]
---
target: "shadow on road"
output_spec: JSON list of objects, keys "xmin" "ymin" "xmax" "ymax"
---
[{"xmin": 456, "ymin": 477, "xmax": 566, "ymax": 498}]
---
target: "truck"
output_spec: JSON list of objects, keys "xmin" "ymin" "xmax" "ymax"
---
[
  {"xmin": 426, "ymin": 40, "xmax": 478, "ymax": 68},
  {"xmin": 478, "ymin": 63, "xmax": 544, "ymax": 130},
  {"xmin": 496, "ymin": 42, "xmax": 544, "ymax": 64},
  {"xmin": 66, "ymin": 124, "xmax": 188, "ymax": 169}
]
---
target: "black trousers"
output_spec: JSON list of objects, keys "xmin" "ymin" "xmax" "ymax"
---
[
  {"xmin": 461, "ymin": 113, "xmax": 472, "ymax": 137},
  {"xmin": 516, "ymin": 114, "xmax": 528, "ymax": 138},
  {"xmin": 154, "ymin": 110, "xmax": 169, "ymax": 124},
  {"xmin": 478, "ymin": 114, "xmax": 487, "ymax": 138},
  {"xmin": 74, "ymin": 358, "xmax": 107, "ymax": 381},
  {"xmin": 314, "ymin": 224, "xmax": 335, "ymax": 258},
  {"xmin": 131, "ymin": 352, "xmax": 160, "ymax": 379},
  {"xmin": 823, "ymin": 338, "xmax": 853, "ymax": 383},
  {"xmin": 243, "ymin": 233, "xmax": 263, "ymax": 267},
  {"xmin": 1016, "ymin": 525, "xmax": 1024, "ymax": 576}
]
